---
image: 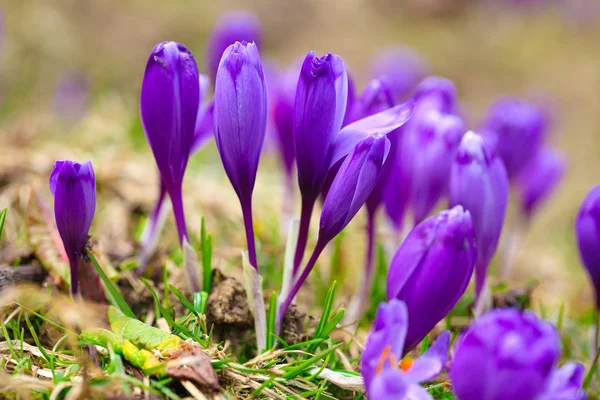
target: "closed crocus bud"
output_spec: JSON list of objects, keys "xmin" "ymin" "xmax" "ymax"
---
[
  {"xmin": 370, "ymin": 47, "xmax": 430, "ymax": 102},
  {"xmin": 141, "ymin": 41, "xmax": 199, "ymax": 245},
  {"xmin": 49, "ymin": 160, "xmax": 96, "ymax": 295},
  {"xmin": 387, "ymin": 206, "xmax": 476, "ymax": 351},
  {"xmin": 483, "ymin": 97, "xmax": 547, "ymax": 179},
  {"xmin": 516, "ymin": 146, "xmax": 566, "ymax": 219},
  {"xmin": 576, "ymin": 185, "xmax": 600, "ymax": 309},
  {"xmin": 294, "ymin": 51, "xmax": 347, "ymax": 203},
  {"xmin": 272, "ymin": 67, "xmax": 297, "ymax": 179},
  {"xmin": 538, "ymin": 363, "xmax": 586, "ymax": 400},
  {"xmin": 451, "ymin": 308, "xmax": 560, "ymax": 400},
  {"xmin": 449, "ymin": 131, "xmax": 509, "ymax": 299},
  {"xmin": 361, "ymin": 299, "xmax": 451, "ymax": 399},
  {"xmin": 214, "ymin": 41, "xmax": 268, "ymax": 269},
  {"xmin": 206, "ymin": 11, "xmax": 261, "ymax": 82},
  {"xmin": 404, "ymin": 109, "xmax": 464, "ymax": 224},
  {"xmin": 413, "ymin": 76, "xmax": 457, "ymax": 114}
]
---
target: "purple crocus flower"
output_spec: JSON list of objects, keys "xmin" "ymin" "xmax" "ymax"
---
[
  {"xmin": 206, "ymin": 11, "xmax": 261, "ymax": 83},
  {"xmin": 482, "ymin": 97, "xmax": 547, "ymax": 180},
  {"xmin": 292, "ymin": 51, "xmax": 348, "ymax": 272},
  {"xmin": 214, "ymin": 41, "xmax": 268, "ymax": 270},
  {"xmin": 516, "ymin": 146, "xmax": 566, "ymax": 219},
  {"xmin": 271, "ymin": 67, "xmax": 297, "ymax": 181},
  {"xmin": 449, "ymin": 131, "xmax": 509, "ymax": 300},
  {"xmin": 383, "ymin": 76, "xmax": 459, "ymax": 231},
  {"xmin": 279, "ymin": 134, "xmax": 390, "ymax": 322},
  {"xmin": 387, "ymin": 205, "xmax": 476, "ymax": 352},
  {"xmin": 140, "ymin": 41, "xmax": 200, "ymax": 289},
  {"xmin": 361, "ymin": 299, "xmax": 450, "ymax": 399},
  {"xmin": 403, "ymin": 109, "xmax": 464, "ymax": 224},
  {"xmin": 575, "ymin": 185, "xmax": 600, "ymax": 310},
  {"xmin": 538, "ymin": 363, "xmax": 586, "ymax": 400},
  {"xmin": 369, "ymin": 47, "xmax": 430, "ymax": 102},
  {"xmin": 49, "ymin": 160, "xmax": 96, "ymax": 295},
  {"xmin": 450, "ymin": 308, "xmax": 563, "ymax": 400}
]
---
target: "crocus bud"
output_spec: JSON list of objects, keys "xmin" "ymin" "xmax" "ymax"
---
[
  {"xmin": 483, "ymin": 97, "xmax": 547, "ymax": 179},
  {"xmin": 575, "ymin": 185, "xmax": 600, "ymax": 309},
  {"xmin": 404, "ymin": 109, "xmax": 464, "ymax": 224},
  {"xmin": 206, "ymin": 11, "xmax": 261, "ymax": 82},
  {"xmin": 370, "ymin": 47, "xmax": 430, "ymax": 102},
  {"xmin": 294, "ymin": 51, "xmax": 348, "ymax": 202},
  {"xmin": 361, "ymin": 299, "xmax": 450, "ymax": 398},
  {"xmin": 214, "ymin": 41, "xmax": 268, "ymax": 269},
  {"xmin": 387, "ymin": 206, "xmax": 476, "ymax": 351},
  {"xmin": 49, "ymin": 160, "xmax": 96, "ymax": 295},
  {"xmin": 449, "ymin": 131, "xmax": 509, "ymax": 298},
  {"xmin": 140, "ymin": 41, "xmax": 199, "ymax": 245},
  {"xmin": 319, "ymin": 134, "xmax": 390, "ymax": 243},
  {"xmin": 451, "ymin": 308, "xmax": 560, "ymax": 400},
  {"xmin": 516, "ymin": 146, "xmax": 566, "ymax": 219},
  {"xmin": 538, "ymin": 363, "xmax": 586, "ymax": 400},
  {"xmin": 412, "ymin": 76, "xmax": 457, "ymax": 114}
]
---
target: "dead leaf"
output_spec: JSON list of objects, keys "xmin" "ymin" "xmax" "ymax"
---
[{"xmin": 165, "ymin": 345, "xmax": 220, "ymax": 394}]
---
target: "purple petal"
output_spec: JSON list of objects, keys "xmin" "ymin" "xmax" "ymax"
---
[
  {"xmin": 538, "ymin": 363, "xmax": 585, "ymax": 400},
  {"xmin": 294, "ymin": 51, "xmax": 347, "ymax": 200},
  {"xmin": 214, "ymin": 41, "xmax": 268, "ymax": 200},
  {"xmin": 576, "ymin": 185, "xmax": 600, "ymax": 309},
  {"xmin": 319, "ymin": 135, "xmax": 390, "ymax": 243},
  {"xmin": 327, "ymin": 101, "xmax": 414, "ymax": 170},
  {"xmin": 516, "ymin": 146, "xmax": 566, "ymax": 218},
  {"xmin": 140, "ymin": 41, "xmax": 199, "ymax": 192},
  {"xmin": 370, "ymin": 47, "xmax": 430, "ymax": 101},
  {"xmin": 361, "ymin": 299, "xmax": 408, "ymax": 391},
  {"xmin": 403, "ymin": 331, "xmax": 450, "ymax": 383},
  {"xmin": 367, "ymin": 368, "xmax": 410, "ymax": 400},
  {"xmin": 191, "ymin": 101, "xmax": 215, "ymax": 154}
]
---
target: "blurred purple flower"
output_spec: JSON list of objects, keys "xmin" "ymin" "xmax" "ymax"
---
[
  {"xmin": 206, "ymin": 11, "xmax": 262, "ymax": 83},
  {"xmin": 53, "ymin": 70, "xmax": 90, "ymax": 123},
  {"xmin": 387, "ymin": 206, "xmax": 476, "ymax": 352},
  {"xmin": 451, "ymin": 308, "xmax": 562, "ymax": 400},
  {"xmin": 140, "ymin": 41, "xmax": 200, "ymax": 289},
  {"xmin": 191, "ymin": 74, "xmax": 214, "ymax": 153},
  {"xmin": 214, "ymin": 41, "xmax": 268, "ymax": 269},
  {"xmin": 516, "ymin": 146, "xmax": 566, "ymax": 218},
  {"xmin": 413, "ymin": 76, "xmax": 457, "ymax": 114},
  {"xmin": 280, "ymin": 134, "xmax": 390, "ymax": 322},
  {"xmin": 342, "ymin": 72, "xmax": 357, "ymax": 126},
  {"xmin": 404, "ymin": 109, "xmax": 464, "ymax": 224},
  {"xmin": 482, "ymin": 97, "xmax": 548, "ymax": 180},
  {"xmin": 360, "ymin": 299, "xmax": 450, "ymax": 399},
  {"xmin": 369, "ymin": 47, "xmax": 430, "ymax": 102},
  {"xmin": 449, "ymin": 131, "xmax": 509, "ymax": 300},
  {"xmin": 538, "ymin": 362, "xmax": 586, "ymax": 400},
  {"xmin": 271, "ymin": 66, "xmax": 297, "ymax": 179},
  {"xmin": 49, "ymin": 160, "xmax": 96, "ymax": 295},
  {"xmin": 576, "ymin": 185, "xmax": 600, "ymax": 310}
]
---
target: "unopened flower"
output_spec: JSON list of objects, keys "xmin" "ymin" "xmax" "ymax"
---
[
  {"xmin": 450, "ymin": 308, "xmax": 567, "ymax": 400},
  {"xmin": 361, "ymin": 299, "xmax": 450, "ymax": 399},
  {"xmin": 516, "ymin": 146, "xmax": 566, "ymax": 219},
  {"xmin": 49, "ymin": 160, "xmax": 96, "ymax": 295},
  {"xmin": 387, "ymin": 206, "xmax": 476, "ymax": 351},
  {"xmin": 206, "ymin": 11, "xmax": 261, "ymax": 82},
  {"xmin": 412, "ymin": 76, "xmax": 457, "ymax": 114},
  {"xmin": 449, "ymin": 131, "xmax": 509, "ymax": 300},
  {"xmin": 271, "ymin": 66, "xmax": 297, "ymax": 180},
  {"xmin": 140, "ymin": 41, "xmax": 200, "ymax": 290},
  {"xmin": 576, "ymin": 185, "xmax": 600, "ymax": 310},
  {"xmin": 214, "ymin": 41, "xmax": 268, "ymax": 269},
  {"xmin": 483, "ymin": 97, "xmax": 548, "ymax": 179}
]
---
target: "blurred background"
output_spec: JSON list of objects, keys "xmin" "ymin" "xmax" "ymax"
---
[{"xmin": 1, "ymin": 0, "xmax": 600, "ymax": 316}]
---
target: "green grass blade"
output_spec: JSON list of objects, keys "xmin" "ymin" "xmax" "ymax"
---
[
  {"xmin": 168, "ymin": 284, "xmax": 198, "ymax": 316},
  {"xmin": 314, "ymin": 281, "xmax": 337, "ymax": 339},
  {"xmin": 89, "ymin": 252, "xmax": 135, "ymax": 318},
  {"xmin": 0, "ymin": 207, "xmax": 7, "ymax": 239},
  {"xmin": 200, "ymin": 217, "xmax": 213, "ymax": 293},
  {"xmin": 266, "ymin": 291, "xmax": 277, "ymax": 350}
]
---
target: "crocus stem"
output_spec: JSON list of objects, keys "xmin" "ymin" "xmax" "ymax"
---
[
  {"xmin": 279, "ymin": 238, "xmax": 327, "ymax": 325},
  {"xmin": 169, "ymin": 187, "xmax": 201, "ymax": 293},
  {"xmin": 137, "ymin": 182, "xmax": 168, "ymax": 274},
  {"xmin": 595, "ymin": 311, "xmax": 600, "ymax": 355},
  {"xmin": 241, "ymin": 198, "xmax": 258, "ymax": 270},
  {"xmin": 69, "ymin": 256, "xmax": 79, "ymax": 296},
  {"xmin": 169, "ymin": 187, "xmax": 189, "ymax": 246},
  {"xmin": 343, "ymin": 211, "xmax": 376, "ymax": 324},
  {"xmin": 499, "ymin": 216, "xmax": 528, "ymax": 279},
  {"xmin": 293, "ymin": 197, "xmax": 315, "ymax": 275}
]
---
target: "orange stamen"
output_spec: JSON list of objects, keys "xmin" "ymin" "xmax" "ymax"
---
[
  {"xmin": 375, "ymin": 345, "xmax": 400, "ymax": 375},
  {"xmin": 399, "ymin": 358, "xmax": 414, "ymax": 372}
]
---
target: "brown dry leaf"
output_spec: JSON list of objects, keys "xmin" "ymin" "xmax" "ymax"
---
[
  {"xmin": 165, "ymin": 345, "xmax": 220, "ymax": 394},
  {"xmin": 24, "ymin": 187, "xmax": 69, "ymax": 286}
]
